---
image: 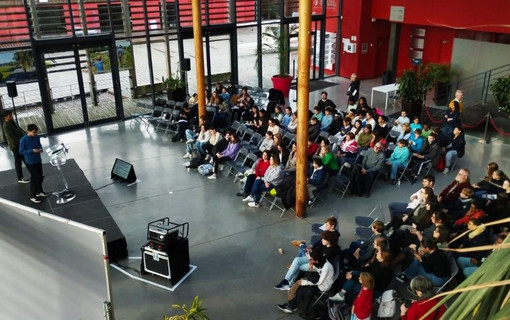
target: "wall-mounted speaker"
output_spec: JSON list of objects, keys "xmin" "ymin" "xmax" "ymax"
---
[
  {"xmin": 6, "ymin": 81, "xmax": 17, "ymax": 98},
  {"xmin": 182, "ymin": 58, "xmax": 191, "ymax": 71}
]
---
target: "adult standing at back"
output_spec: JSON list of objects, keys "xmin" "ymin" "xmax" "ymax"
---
[
  {"xmin": 19, "ymin": 124, "xmax": 49, "ymax": 203},
  {"xmin": 2, "ymin": 110, "xmax": 29, "ymax": 183},
  {"xmin": 347, "ymin": 73, "xmax": 361, "ymax": 103}
]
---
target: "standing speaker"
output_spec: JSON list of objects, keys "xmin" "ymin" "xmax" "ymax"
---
[
  {"xmin": 182, "ymin": 58, "xmax": 191, "ymax": 71},
  {"xmin": 6, "ymin": 81, "xmax": 17, "ymax": 98}
]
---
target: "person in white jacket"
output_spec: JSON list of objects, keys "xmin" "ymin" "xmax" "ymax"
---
[{"xmin": 276, "ymin": 249, "xmax": 334, "ymax": 314}]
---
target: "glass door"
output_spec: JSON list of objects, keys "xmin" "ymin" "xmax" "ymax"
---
[{"xmin": 41, "ymin": 44, "xmax": 119, "ymax": 132}]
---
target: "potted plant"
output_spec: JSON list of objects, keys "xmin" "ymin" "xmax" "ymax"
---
[
  {"xmin": 428, "ymin": 63, "xmax": 454, "ymax": 106},
  {"xmin": 262, "ymin": 24, "xmax": 295, "ymax": 97},
  {"xmin": 164, "ymin": 73, "xmax": 187, "ymax": 102},
  {"xmin": 490, "ymin": 74, "xmax": 510, "ymax": 114},
  {"xmin": 396, "ymin": 65, "xmax": 433, "ymax": 118},
  {"xmin": 164, "ymin": 296, "xmax": 209, "ymax": 320}
]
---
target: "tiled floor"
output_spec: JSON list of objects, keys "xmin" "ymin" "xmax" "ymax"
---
[{"xmin": 1, "ymin": 77, "xmax": 509, "ymax": 320}]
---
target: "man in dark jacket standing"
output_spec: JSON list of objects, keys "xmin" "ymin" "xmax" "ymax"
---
[
  {"xmin": 19, "ymin": 124, "xmax": 49, "ymax": 203},
  {"xmin": 2, "ymin": 110, "xmax": 29, "ymax": 183},
  {"xmin": 346, "ymin": 73, "xmax": 360, "ymax": 103}
]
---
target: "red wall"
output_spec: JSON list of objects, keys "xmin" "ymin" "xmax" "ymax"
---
[
  {"xmin": 396, "ymin": 25, "xmax": 456, "ymax": 74},
  {"xmin": 371, "ymin": 0, "xmax": 510, "ymax": 35},
  {"xmin": 339, "ymin": 0, "xmax": 391, "ymax": 79}
]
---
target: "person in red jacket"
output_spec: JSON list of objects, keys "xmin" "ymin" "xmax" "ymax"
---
[
  {"xmin": 453, "ymin": 200, "xmax": 485, "ymax": 228},
  {"xmin": 438, "ymin": 168, "xmax": 472, "ymax": 206},
  {"xmin": 401, "ymin": 275, "xmax": 446, "ymax": 320},
  {"xmin": 351, "ymin": 272, "xmax": 374, "ymax": 320}
]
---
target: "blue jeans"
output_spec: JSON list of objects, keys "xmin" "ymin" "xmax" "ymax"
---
[
  {"xmin": 285, "ymin": 256, "xmax": 310, "ymax": 284},
  {"xmin": 195, "ymin": 141, "xmax": 206, "ymax": 155},
  {"xmin": 250, "ymin": 179, "xmax": 274, "ymax": 204},
  {"xmin": 388, "ymin": 202, "xmax": 410, "ymax": 220},
  {"xmin": 457, "ymin": 256, "xmax": 477, "ymax": 277},
  {"xmin": 390, "ymin": 162, "xmax": 405, "ymax": 180},
  {"xmin": 404, "ymin": 259, "xmax": 447, "ymax": 287},
  {"xmin": 185, "ymin": 129, "xmax": 196, "ymax": 153},
  {"xmin": 445, "ymin": 150, "xmax": 457, "ymax": 168}
]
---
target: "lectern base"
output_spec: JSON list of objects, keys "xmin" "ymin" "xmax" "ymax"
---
[{"xmin": 54, "ymin": 189, "xmax": 76, "ymax": 204}]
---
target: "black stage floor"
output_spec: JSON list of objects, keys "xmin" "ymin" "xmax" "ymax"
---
[{"xmin": 0, "ymin": 159, "xmax": 127, "ymax": 261}]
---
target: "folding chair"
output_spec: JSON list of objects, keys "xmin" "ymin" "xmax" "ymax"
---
[
  {"xmin": 143, "ymin": 106, "xmax": 164, "ymax": 130},
  {"xmin": 315, "ymin": 131, "xmax": 330, "ymax": 143},
  {"xmin": 230, "ymin": 120, "xmax": 242, "ymax": 134},
  {"xmin": 310, "ymin": 256, "xmax": 341, "ymax": 307},
  {"xmin": 395, "ymin": 159, "xmax": 413, "ymax": 185},
  {"xmin": 261, "ymin": 192, "xmax": 288, "ymax": 218},
  {"xmin": 240, "ymin": 128, "xmax": 255, "ymax": 146},
  {"xmin": 329, "ymin": 164, "xmax": 351, "ymax": 199},
  {"xmin": 436, "ymin": 256, "xmax": 459, "ymax": 293},
  {"xmin": 308, "ymin": 173, "xmax": 329, "ymax": 208},
  {"xmin": 232, "ymin": 153, "xmax": 259, "ymax": 183},
  {"xmin": 245, "ymin": 132, "xmax": 263, "ymax": 152},
  {"xmin": 354, "ymin": 203, "xmax": 384, "ymax": 240},
  {"xmin": 282, "ymin": 131, "xmax": 296, "ymax": 149},
  {"xmin": 131, "ymin": 102, "xmax": 152, "ymax": 125},
  {"xmin": 154, "ymin": 107, "xmax": 174, "ymax": 133},
  {"xmin": 224, "ymin": 148, "xmax": 250, "ymax": 178}
]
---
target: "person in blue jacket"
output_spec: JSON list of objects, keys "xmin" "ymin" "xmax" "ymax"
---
[
  {"xmin": 386, "ymin": 139, "xmax": 411, "ymax": 185},
  {"xmin": 306, "ymin": 158, "xmax": 328, "ymax": 205},
  {"xmin": 19, "ymin": 124, "xmax": 49, "ymax": 203}
]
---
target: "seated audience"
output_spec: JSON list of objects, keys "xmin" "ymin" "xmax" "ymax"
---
[
  {"xmin": 317, "ymin": 91, "xmax": 337, "ymax": 112},
  {"xmin": 443, "ymin": 126, "xmax": 466, "ymax": 174},
  {"xmin": 357, "ymin": 124, "xmax": 373, "ymax": 149},
  {"xmin": 349, "ymin": 142, "xmax": 385, "ymax": 197},
  {"xmin": 385, "ymin": 139, "xmax": 411, "ymax": 184},
  {"xmin": 236, "ymin": 150, "xmax": 271, "ymax": 198},
  {"xmin": 438, "ymin": 168, "xmax": 472, "ymax": 206},
  {"xmin": 400, "ymin": 276, "xmax": 446, "ymax": 320},
  {"xmin": 208, "ymin": 132, "xmax": 240, "ymax": 180},
  {"xmin": 387, "ymin": 175, "xmax": 435, "ymax": 222},
  {"xmin": 309, "ymin": 117, "xmax": 321, "ymax": 142},
  {"xmin": 242, "ymin": 154, "xmax": 283, "ymax": 208},
  {"xmin": 306, "ymin": 158, "xmax": 328, "ymax": 205},
  {"xmin": 397, "ymin": 239, "xmax": 450, "ymax": 287}
]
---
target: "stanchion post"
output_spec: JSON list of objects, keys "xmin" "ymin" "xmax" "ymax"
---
[{"xmin": 483, "ymin": 112, "xmax": 491, "ymax": 144}]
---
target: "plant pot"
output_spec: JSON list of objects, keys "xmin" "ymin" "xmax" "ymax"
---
[
  {"xmin": 271, "ymin": 75, "xmax": 293, "ymax": 97},
  {"xmin": 167, "ymin": 87, "xmax": 187, "ymax": 102},
  {"xmin": 402, "ymin": 100, "xmax": 423, "ymax": 119}
]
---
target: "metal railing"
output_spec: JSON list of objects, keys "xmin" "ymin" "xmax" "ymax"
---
[{"xmin": 452, "ymin": 63, "xmax": 510, "ymax": 108}]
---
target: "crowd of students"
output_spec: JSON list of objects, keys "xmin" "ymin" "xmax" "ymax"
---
[{"xmin": 177, "ymin": 85, "xmax": 508, "ymax": 319}]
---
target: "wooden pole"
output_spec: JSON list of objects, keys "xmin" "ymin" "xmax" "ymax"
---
[
  {"xmin": 295, "ymin": 0, "xmax": 312, "ymax": 218},
  {"xmin": 192, "ymin": 0, "xmax": 206, "ymax": 118}
]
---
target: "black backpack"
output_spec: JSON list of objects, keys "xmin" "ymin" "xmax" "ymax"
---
[{"xmin": 327, "ymin": 300, "xmax": 350, "ymax": 320}]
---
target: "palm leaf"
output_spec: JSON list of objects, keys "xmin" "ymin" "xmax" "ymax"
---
[{"xmin": 420, "ymin": 218, "xmax": 510, "ymax": 320}]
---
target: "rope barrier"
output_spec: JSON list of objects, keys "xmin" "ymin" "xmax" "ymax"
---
[
  {"xmin": 461, "ymin": 114, "xmax": 489, "ymax": 129},
  {"xmin": 424, "ymin": 105, "xmax": 443, "ymax": 124},
  {"xmin": 489, "ymin": 117, "xmax": 510, "ymax": 136}
]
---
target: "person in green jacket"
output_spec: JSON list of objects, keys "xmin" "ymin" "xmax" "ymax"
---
[{"xmin": 320, "ymin": 144, "xmax": 339, "ymax": 176}]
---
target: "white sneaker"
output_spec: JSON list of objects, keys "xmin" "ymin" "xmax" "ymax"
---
[
  {"xmin": 204, "ymin": 155, "xmax": 211, "ymax": 161},
  {"xmin": 242, "ymin": 195, "xmax": 255, "ymax": 202},
  {"xmin": 248, "ymin": 201, "xmax": 259, "ymax": 208},
  {"xmin": 442, "ymin": 168, "xmax": 450, "ymax": 174},
  {"xmin": 186, "ymin": 139, "xmax": 195, "ymax": 144},
  {"xmin": 219, "ymin": 164, "xmax": 225, "ymax": 171},
  {"xmin": 329, "ymin": 292, "xmax": 345, "ymax": 302},
  {"xmin": 183, "ymin": 153, "xmax": 191, "ymax": 159},
  {"xmin": 208, "ymin": 174, "xmax": 217, "ymax": 180}
]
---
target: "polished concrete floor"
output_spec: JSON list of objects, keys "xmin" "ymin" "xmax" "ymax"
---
[{"xmin": 1, "ymin": 78, "xmax": 509, "ymax": 320}]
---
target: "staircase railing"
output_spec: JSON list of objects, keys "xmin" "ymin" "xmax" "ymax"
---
[{"xmin": 451, "ymin": 63, "xmax": 510, "ymax": 108}]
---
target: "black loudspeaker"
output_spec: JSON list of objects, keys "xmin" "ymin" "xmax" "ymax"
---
[
  {"xmin": 182, "ymin": 58, "xmax": 191, "ymax": 71},
  {"xmin": 6, "ymin": 81, "xmax": 17, "ymax": 98}
]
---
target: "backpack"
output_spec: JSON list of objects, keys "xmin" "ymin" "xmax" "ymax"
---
[
  {"xmin": 327, "ymin": 300, "xmax": 350, "ymax": 320},
  {"xmin": 377, "ymin": 289, "xmax": 396, "ymax": 318},
  {"xmin": 188, "ymin": 156, "xmax": 204, "ymax": 169},
  {"xmin": 197, "ymin": 163, "xmax": 213, "ymax": 176}
]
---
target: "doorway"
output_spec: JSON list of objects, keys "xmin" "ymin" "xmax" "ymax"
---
[{"xmin": 35, "ymin": 40, "xmax": 122, "ymax": 133}]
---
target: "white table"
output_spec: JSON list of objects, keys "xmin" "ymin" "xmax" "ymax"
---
[{"xmin": 370, "ymin": 83, "xmax": 399, "ymax": 111}]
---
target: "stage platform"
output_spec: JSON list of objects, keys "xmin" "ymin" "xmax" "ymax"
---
[{"xmin": 0, "ymin": 159, "xmax": 127, "ymax": 261}]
